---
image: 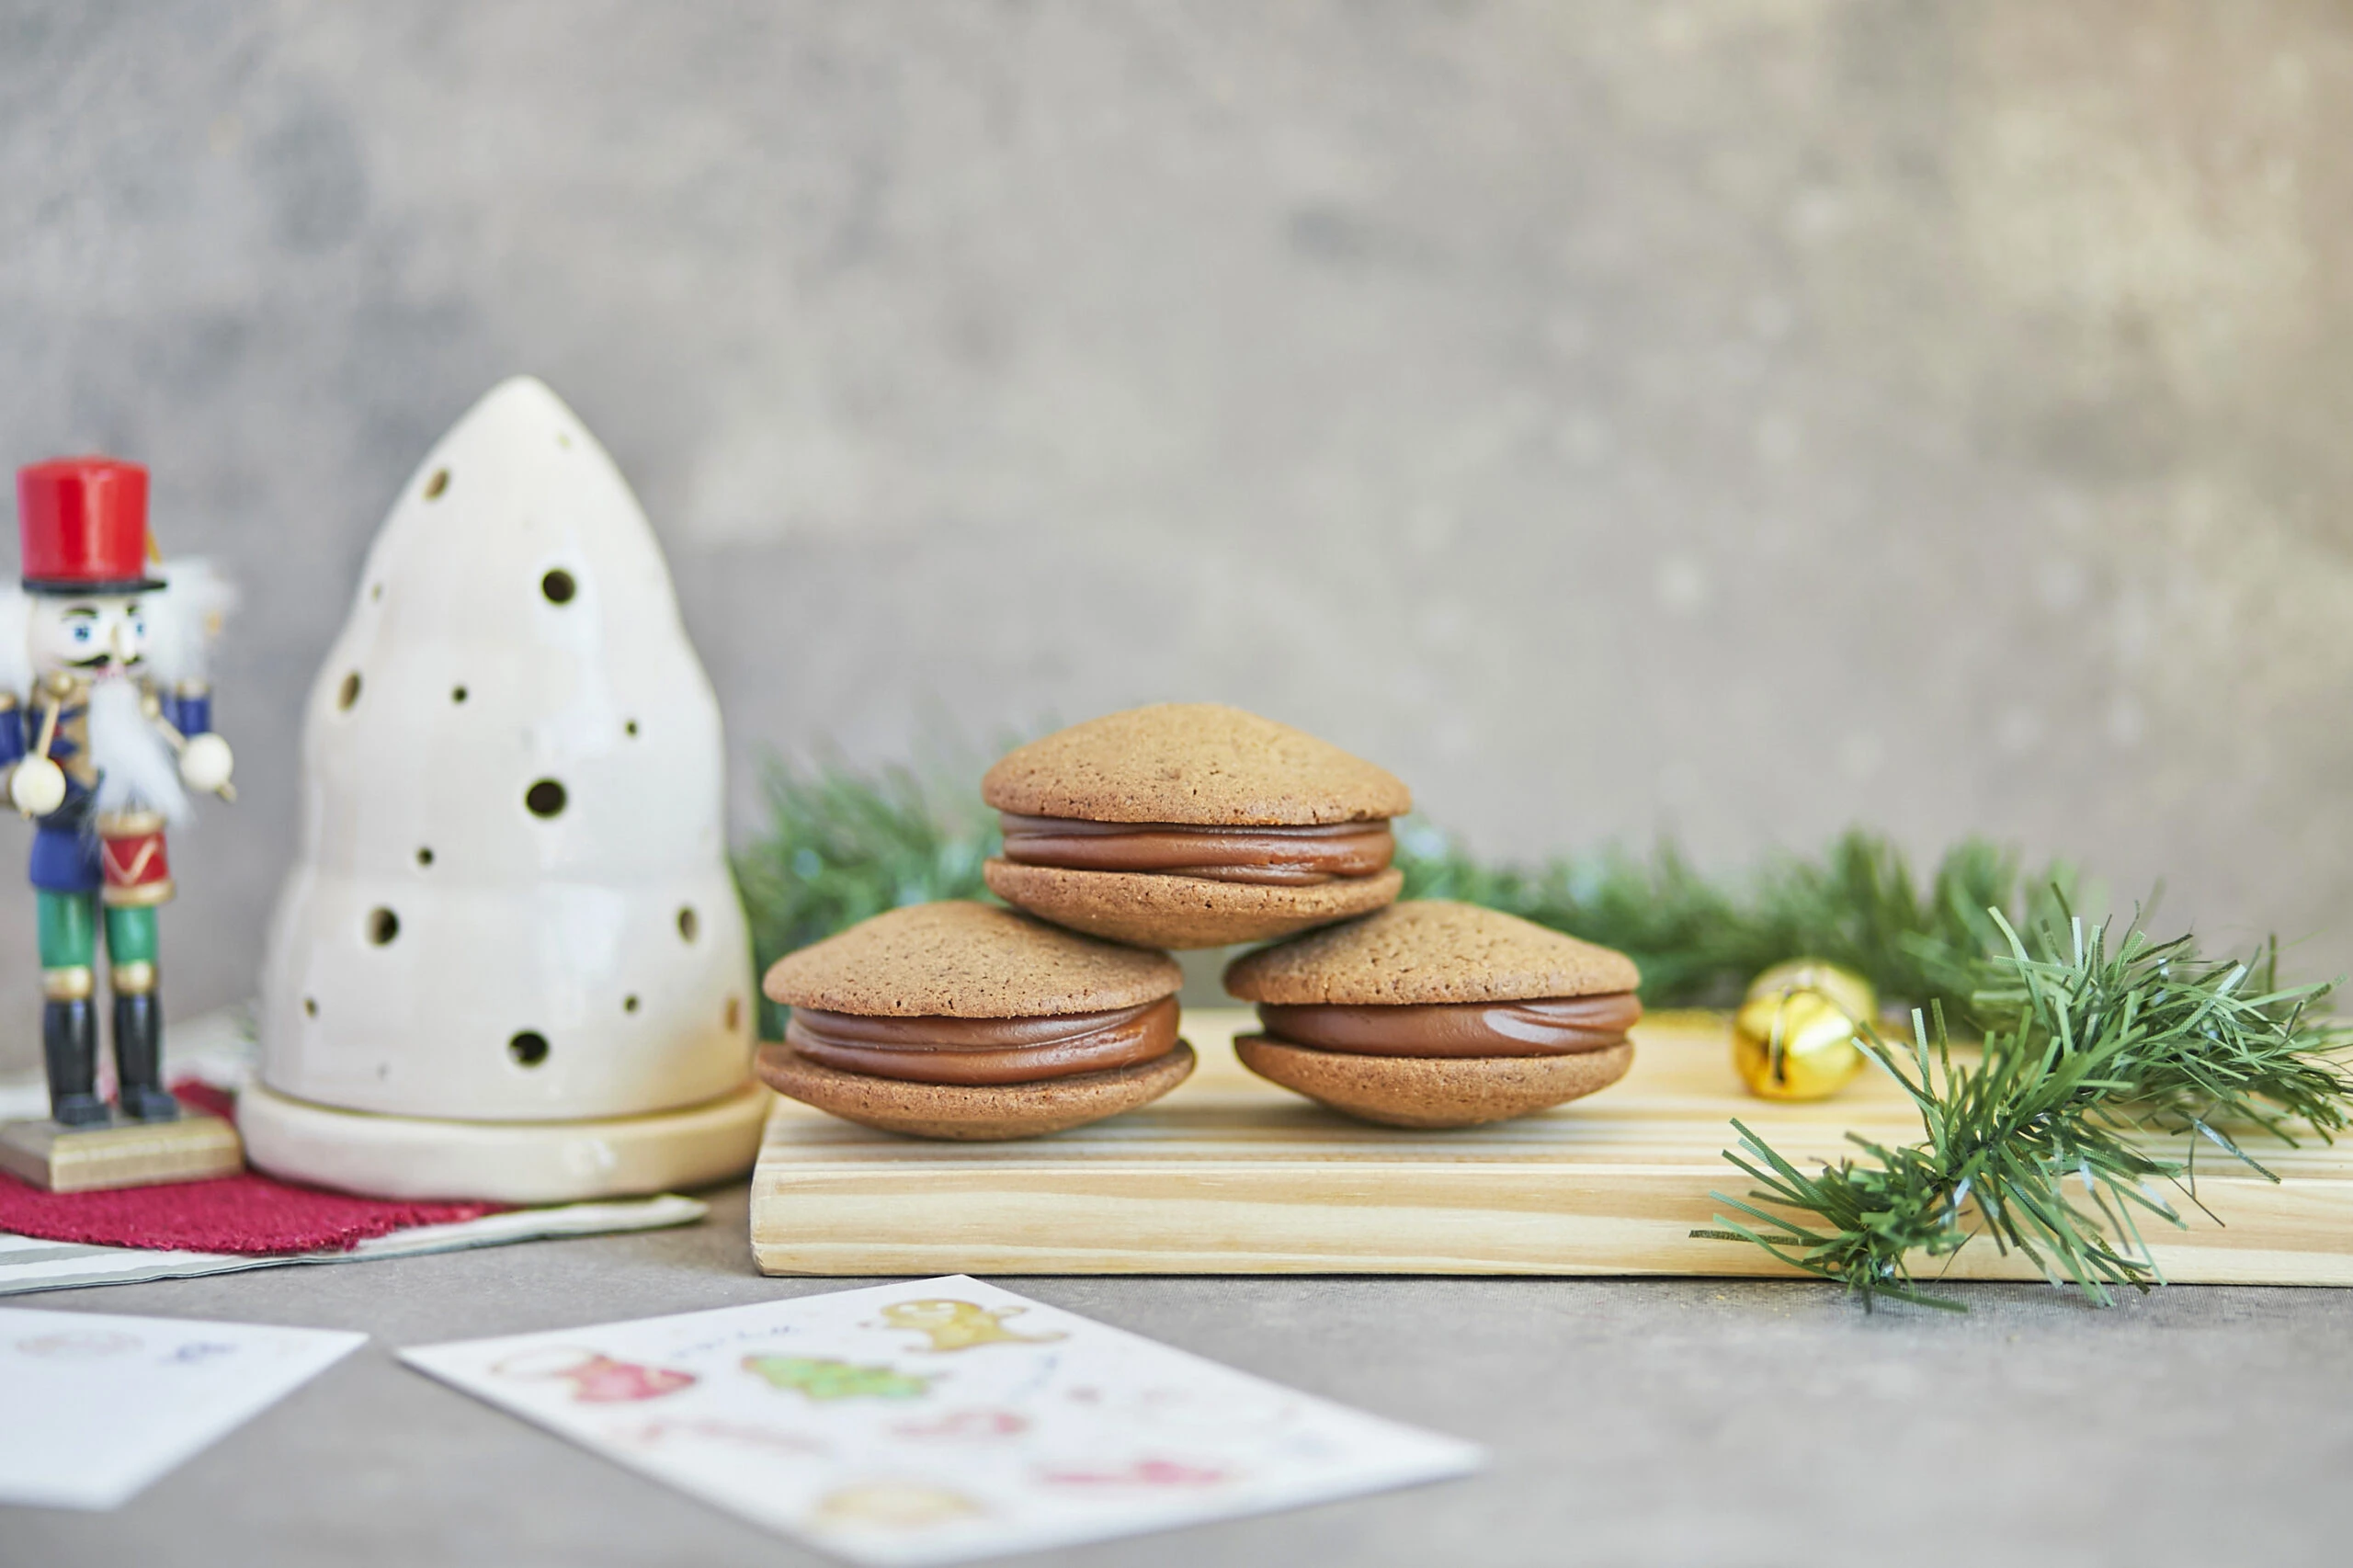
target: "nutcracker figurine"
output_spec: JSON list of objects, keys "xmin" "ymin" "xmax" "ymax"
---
[{"xmin": 0, "ymin": 457, "xmax": 235, "ymax": 1146}]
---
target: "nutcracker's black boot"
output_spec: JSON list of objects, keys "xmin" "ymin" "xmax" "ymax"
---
[
  {"xmin": 113, "ymin": 992, "xmax": 178, "ymax": 1122},
  {"xmin": 43, "ymin": 998, "xmax": 108, "ymax": 1127}
]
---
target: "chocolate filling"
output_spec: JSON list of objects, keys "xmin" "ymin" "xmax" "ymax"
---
[
  {"xmin": 785, "ymin": 996, "xmax": 1180, "ymax": 1085},
  {"xmin": 998, "ymin": 813, "xmax": 1393, "ymax": 887},
  {"xmin": 1256, "ymin": 994, "xmax": 1642, "ymax": 1058}
]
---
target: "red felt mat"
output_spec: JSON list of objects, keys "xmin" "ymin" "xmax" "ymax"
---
[{"xmin": 0, "ymin": 1083, "xmax": 506, "ymax": 1255}]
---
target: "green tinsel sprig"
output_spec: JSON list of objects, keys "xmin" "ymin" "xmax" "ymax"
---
[{"xmin": 1696, "ymin": 911, "xmax": 2353, "ymax": 1308}]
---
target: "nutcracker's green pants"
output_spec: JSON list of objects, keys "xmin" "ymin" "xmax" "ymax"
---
[{"xmin": 36, "ymin": 889, "xmax": 157, "ymax": 997}]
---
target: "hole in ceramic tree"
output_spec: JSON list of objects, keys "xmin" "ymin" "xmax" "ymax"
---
[
  {"xmin": 336, "ymin": 672, "xmax": 362, "ymax": 710},
  {"xmin": 725, "ymin": 995, "xmax": 742, "ymax": 1031},
  {"xmin": 624, "ymin": 719, "xmax": 639, "ymax": 737},
  {"xmin": 303, "ymin": 996, "xmax": 319, "ymax": 1017},
  {"xmin": 676, "ymin": 905, "xmax": 699, "ymax": 942},
  {"xmin": 369, "ymin": 582, "xmax": 383, "ymax": 602},
  {"xmin": 424, "ymin": 468, "xmax": 449, "ymax": 499},
  {"xmin": 415, "ymin": 846, "xmax": 434, "ymax": 867},
  {"xmin": 367, "ymin": 907, "xmax": 400, "ymax": 946},
  {"xmin": 508, "ymin": 1030, "xmax": 550, "ymax": 1067},
  {"xmin": 623, "ymin": 994, "xmax": 640, "ymax": 1014},
  {"xmin": 526, "ymin": 778, "xmax": 567, "ymax": 818},
  {"xmin": 451, "ymin": 685, "xmax": 469, "ymax": 704},
  {"xmin": 541, "ymin": 569, "xmax": 576, "ymax": 605}
]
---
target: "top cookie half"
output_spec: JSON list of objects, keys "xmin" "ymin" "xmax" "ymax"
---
[
  {"xmin": 764, "ymin": 902, "xmax": 1184, "ymax": 1017},
  {"xmin": 982, "ymin": 703, "xmax": 1412, "ymax": 825},
  {"xmin": 1223, "ymin": 901, "xmax": 1641, "ymax": 1005}
]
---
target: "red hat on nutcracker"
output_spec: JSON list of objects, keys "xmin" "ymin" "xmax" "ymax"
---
[{"xmin": 17, "ymin": 457, "xmax": 167, "ymax": 596}]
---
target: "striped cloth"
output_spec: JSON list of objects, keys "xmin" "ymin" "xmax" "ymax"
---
[{"xmin": 0, "ymin": 1195, "xmax": 708, "ymax": 1296}]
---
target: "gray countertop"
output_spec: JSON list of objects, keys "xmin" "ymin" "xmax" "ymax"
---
[{"xmin": 7, "ymin": 1182, "xmax": 2351, "ymax": 1568}]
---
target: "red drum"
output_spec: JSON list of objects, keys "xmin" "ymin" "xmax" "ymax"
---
[{"xmin": 97, "ymin": 812, "xmax": 174, "ymax": 907}]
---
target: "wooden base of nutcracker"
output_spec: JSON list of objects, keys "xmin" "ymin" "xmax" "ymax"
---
[
  {"xmin": 0, "ymin": 1110, "xmax": 244, "ymax": 1193},
  {"xmin": 234, "ymin": 1079, "xmax": 771, "ymax": 1203}
]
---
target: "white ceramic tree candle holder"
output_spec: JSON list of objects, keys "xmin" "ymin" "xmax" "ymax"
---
[{"xmin": 240, "ymin": 377, "xmax": 767, "ymax": 1201}]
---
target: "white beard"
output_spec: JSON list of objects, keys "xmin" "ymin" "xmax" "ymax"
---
[
  {"xmin": 87, "ymin": 676, "xmax": 189, "ymax": 824},
  {"xmin": 0, "ymin": 586, "xmax": 28, "ymax": 699},
  {"xmin": 142, "ymin": 560, "xmax": 236, "ymax": 687}
]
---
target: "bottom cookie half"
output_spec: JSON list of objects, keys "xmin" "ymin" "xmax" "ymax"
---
[
  {"xmin": 756, "ymin": 1040, "xmax": 1197, "ymax": 1141},
  {"xmin": 1233, "ymin": 1035, "xmax": 1634, "ymax": 1129}
]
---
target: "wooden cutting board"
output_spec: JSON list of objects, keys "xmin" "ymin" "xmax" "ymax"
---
[{"xmin": 749, "ymin": 1007, "xmax": 2353, "ymax": 1283}]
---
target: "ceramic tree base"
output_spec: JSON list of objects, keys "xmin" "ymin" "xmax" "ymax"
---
[
  {"xmin": 235, "ymin": 1081, "xmax": 769, "ymax": 1204},
  {"xmin": 0, "ymin": 1113, "xmax": 243, "ymax": 1193}
]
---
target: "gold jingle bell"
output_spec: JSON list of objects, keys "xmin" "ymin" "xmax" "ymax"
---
[{"xmin": 1732, "ymin": 959, "xmax": 1876, "ymax": 1102}]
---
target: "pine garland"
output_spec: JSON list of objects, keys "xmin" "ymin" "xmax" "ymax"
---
[
  {"xmin": 734, "ymin": 752, "xmax": 995, "ymax": 1038},
  {"xmin": 1394, "ymin": 824, "xmax": 2084, "ymax": 1015},
  {"xmin": 733, "ymin": 751, "xmax": 2353, "ymax": 1305},
  {"xmin": 734, "ymin": 750, "xmax": 2087, "ymax": 1018}
]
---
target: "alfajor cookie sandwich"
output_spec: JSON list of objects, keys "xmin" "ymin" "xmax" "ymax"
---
[
  {"xmin": 1223, "ymin": 901, "xmax": 1642, "ymax": 1129},
  {"xmin": 982, "ymin": 703, "xmax": 1412, "ymax": 949},
  {"xmin": 758, "ymin": 902, "xmax": 1192, "ymax": 1140}
]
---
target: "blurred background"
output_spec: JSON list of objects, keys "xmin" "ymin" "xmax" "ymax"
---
[{"xmin": 3, "ymin": 1, "xmax": 2351, "ymax": 1069}]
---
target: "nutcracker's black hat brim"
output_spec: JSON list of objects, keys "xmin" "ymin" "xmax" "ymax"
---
[{"xmin": 23, "ymin": 575, "xmax": 169, "ymax": 596}]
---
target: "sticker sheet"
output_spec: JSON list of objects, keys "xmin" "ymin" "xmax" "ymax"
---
[
  {"xmin": 402, "ymin": 1276, "xmax": 1481, "ymax": 1564},
  {"xmin": 0, "ymin": 1306, "xmax": 365, "ymax": 1508}
]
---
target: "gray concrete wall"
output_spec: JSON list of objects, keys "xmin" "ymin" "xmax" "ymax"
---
[{"xmin": 3, "ymin": 1, "xmax": 2351, "ymax": 1072}]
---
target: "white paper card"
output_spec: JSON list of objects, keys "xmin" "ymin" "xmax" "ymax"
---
[
  {"xmin": 402, "ymin": 1276, "xmax": 1481, "ymax": 1564},
  {"xmin": 0, "ymin": 1307, "xmax": 365, "ymax": 1508}
]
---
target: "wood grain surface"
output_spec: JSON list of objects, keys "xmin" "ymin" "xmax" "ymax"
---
[
  {"xmin": 0, "ymin": 1113, "xmax": 243, "ymax": 1193},
  {"xmin": 751, "ymin": 1007, "xmax": 2353, "ymax": 1282}
]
